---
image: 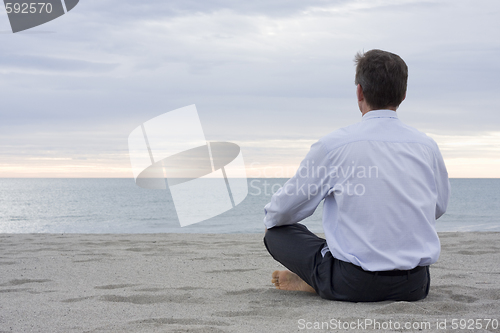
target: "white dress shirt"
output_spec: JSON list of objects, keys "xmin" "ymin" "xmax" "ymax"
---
[{"xmin": 264, "ymin": 110, "xmax": 450, "ymax": 271}]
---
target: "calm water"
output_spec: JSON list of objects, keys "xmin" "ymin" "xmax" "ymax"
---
[{"xmin": 0, "ymin": 178, "xmax": 498, "ymax": 233}]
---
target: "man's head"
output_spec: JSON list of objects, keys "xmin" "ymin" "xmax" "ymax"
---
[{"xmin": 354, "ymin": 49, "xmax": 408, "ymax": 112}]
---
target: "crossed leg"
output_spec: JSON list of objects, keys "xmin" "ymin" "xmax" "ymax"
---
[{"xmin": 264, "ymin": 224, "xmax": 327, "ymax": 295}]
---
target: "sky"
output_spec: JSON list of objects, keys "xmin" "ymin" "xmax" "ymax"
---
[{"xmin": 1, "ymin": 0, "xmax": 499, "ymax": 178}]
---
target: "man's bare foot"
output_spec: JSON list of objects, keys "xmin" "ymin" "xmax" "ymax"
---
[{"xmin": 271, "ymin": 270, "xmax": 316, "ymax": 294}]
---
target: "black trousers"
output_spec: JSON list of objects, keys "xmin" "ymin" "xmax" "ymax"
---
[{"xmin": 264, "ymin": 223, "xmax": 430, "ymax": 302}]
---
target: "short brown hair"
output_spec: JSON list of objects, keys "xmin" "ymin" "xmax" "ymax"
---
[{"xmin": 354, "ymin": 49, "xmax": 408, "ymax": 109}]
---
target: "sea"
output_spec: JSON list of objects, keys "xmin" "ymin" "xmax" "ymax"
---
[{"xmin": 0, "ymin": 178, "xmax": 498, "ymax": 233}]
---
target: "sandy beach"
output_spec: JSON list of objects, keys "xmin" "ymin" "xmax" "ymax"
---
[{"xmin": 1, "ymin": 232, "xmax": 499, "ymax": 333}]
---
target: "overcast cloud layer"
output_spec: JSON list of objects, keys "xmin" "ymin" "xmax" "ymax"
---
[{"xmin": 1, "ymin": 0, "xmax": 499, "ymax": 177}]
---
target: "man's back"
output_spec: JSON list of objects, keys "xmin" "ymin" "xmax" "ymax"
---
[{"xmin": 318, "ymin": 110, "xmax": 450, "ymax": 271}]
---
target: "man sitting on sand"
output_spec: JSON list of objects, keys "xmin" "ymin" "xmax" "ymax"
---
[{"xmin": 263, "ymin": 49, "xmax": 450, "ymax": 302}]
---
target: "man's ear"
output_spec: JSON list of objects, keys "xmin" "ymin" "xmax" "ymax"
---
[{"xmin": 356, "ymin": 84, "xmax": 364, "ymax": 102}]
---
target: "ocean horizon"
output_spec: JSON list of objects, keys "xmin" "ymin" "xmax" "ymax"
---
[{"xmin": 1, "ymin": 178, "xmax": 498, "ymax": 234}]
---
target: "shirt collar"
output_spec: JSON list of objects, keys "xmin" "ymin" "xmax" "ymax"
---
[{"xmin": 362, "ymin": 110, "xmax": 398, "ymax": 121}]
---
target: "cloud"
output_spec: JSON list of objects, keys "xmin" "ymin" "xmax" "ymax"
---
[
  {"xmin": 76, "ymin": 0, "xmax": 349, "ymax": 21},
  {"xmin": 0, "ymin": 0, "xmax": 499, "ymax": 177},
  {"xmin": 0, "ymin": 54, "xmax": 118, "ymax": 74}
]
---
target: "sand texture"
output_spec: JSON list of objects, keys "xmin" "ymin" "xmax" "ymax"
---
[{"xmin": 1, "ymin": 232, "xmax": 499, "ymax": 332}]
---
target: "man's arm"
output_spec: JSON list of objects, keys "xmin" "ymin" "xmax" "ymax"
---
[
  {"xmin": 264, "ymin": 141, "xmax": 332, "ymax": 229},
  {"xmin": 433, "ymin": 147, "xmax": 450, "ymax": 219}
]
